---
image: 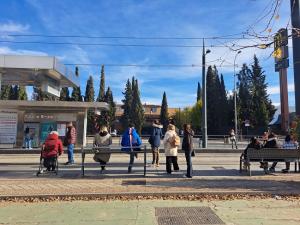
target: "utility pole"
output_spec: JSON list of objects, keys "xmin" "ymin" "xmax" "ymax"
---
[
  {"xmin": 274, "ymin": 28, "xmax": 289, "ymax": 131},
  {"xmin": 234, "ymin": 50, "xmax": 241, "ymax": 140},
  {"xmin": 201, "ymin": 39, "xmax": 210, "ymax": 148},
  {"xmin": 291, "ymin": 0, "xmax": 300, "ymax": 115}
]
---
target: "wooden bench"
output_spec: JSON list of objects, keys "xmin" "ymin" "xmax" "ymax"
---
[
  {"xmin": 240, "ymin": 148, "xmax": 300, "ymax": 176},
  {"xmin": 81, "ymin": 146, "xmax": 147, "ymax": 177}
]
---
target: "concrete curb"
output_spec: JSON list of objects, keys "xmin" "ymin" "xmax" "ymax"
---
[{"xmin": 0, "ymin": 149, "xmax": 244, "ymax": 154}]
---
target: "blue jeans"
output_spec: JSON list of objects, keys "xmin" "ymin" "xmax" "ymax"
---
[
  {"xmin": 25, "ymin": 136, "xmax": 32, "ymax": 149},
  {"xmin": 67, "ymin": 144, "xmax": 74, "ymax": 163},
  {"xmin": 185, "ymin": 151, "xmax": 193, "ymax": 177}
]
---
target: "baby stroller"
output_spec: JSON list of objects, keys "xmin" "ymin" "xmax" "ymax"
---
[{"xmin": 36, "ymin": 145, "xmax": 59, "ymax": 176}]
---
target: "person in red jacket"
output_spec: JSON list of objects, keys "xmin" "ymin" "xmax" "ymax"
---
[{"xmin": 42, "ymin": 131, "xmax": 63, "ymax": 171}]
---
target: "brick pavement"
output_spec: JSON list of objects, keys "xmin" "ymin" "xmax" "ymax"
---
[{"xmin": 0, "ymin": 153, "xmax": 300, "ymax": 197}]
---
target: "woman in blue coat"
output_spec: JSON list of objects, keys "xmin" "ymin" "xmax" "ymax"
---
[
  {"xmin": 149, "ymin": 120, "xmax": 163, "ymax": 167},
  {"xmin": 121, "ymin": 123, "xmax": 142, "ymax": 173}
]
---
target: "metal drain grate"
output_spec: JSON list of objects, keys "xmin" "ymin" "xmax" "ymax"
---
[
  {"xmin": 122, "ymin": 180, "xmax": 146, "ymax": 186},
  {"xmin": 155, "ymin": 207, "xmax": 225, "ymax": 225}
]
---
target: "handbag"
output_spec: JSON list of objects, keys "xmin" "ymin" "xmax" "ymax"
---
[{"xmin": 148, "ymin": 136, "xmax": 153, "ymax": 145}]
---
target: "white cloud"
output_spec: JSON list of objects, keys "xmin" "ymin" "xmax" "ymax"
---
[
  {"xmin": 0, "ymin": 46, "xmax": 47, "ymax": 56},
  {"xmin": 267, "ymin": 84, "xmax": 295, "ymax": 95},
  {"xmin": 0, "ymin": 21, "xmax": 29, "ymax": 33}
]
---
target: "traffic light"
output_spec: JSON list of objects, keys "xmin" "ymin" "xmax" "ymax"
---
[{"xmin": 274, "ymin": 28, "xmax": 289, "ymax": 72}]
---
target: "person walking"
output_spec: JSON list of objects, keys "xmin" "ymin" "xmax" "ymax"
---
[
  {"xmin": 182, "ymin": 124, "xmax": 194, "ymax": 178},
  {"xmin": 121, "ymin": 123, "xmax": 142, "ymax": 173},
  {"xmin": 229, "ymin": 129, "xmax": 238, "ymax": 149},
  {"xmin": 280, "ymin": 134, "xmax": 298, "ymax": 173},
  {"xmin": 65, "ymin": 122, "xmax": 76, "ymax": 165},
  {"xmin": 263, "ymin": 132, "xmax": 279, "ymax": 173},
  {"xmin": 93, "ymin": 126, "xmax": 112, "ymax": 172},
  {"xmin": 42, "ymin": 131, "xmax": 63, "ymax": 172},
  {"xmin": 149, "ymin": 120, "xmax": 163, "ymax": 167},
  {"xmin": 163, "ymin": 124, "xmax": 180, "ymax": 174}
]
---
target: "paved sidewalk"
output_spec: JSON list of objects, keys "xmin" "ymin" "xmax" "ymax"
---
[
  {"xmin": 0, "ymin": 153, "xmax": 300, "ymax": 197},
  {"xmin": 1, "ymin": 199, "xmax": 300, "ymax": 225}
]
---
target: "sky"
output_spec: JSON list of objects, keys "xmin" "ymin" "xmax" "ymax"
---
[{"xmin": 0, "ymin": 0, "xmax": 294, "ymax": 109}]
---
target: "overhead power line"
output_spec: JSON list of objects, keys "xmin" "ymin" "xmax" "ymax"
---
[
  {"xmin": 2, "ymin": 33, "xmax": 265, "ymax": 40},
  {"xmin": 0, "ymin": 40, "xmax": 227, "ymax": 48},
  {"xmin": 64, "ymin": 63, "xmax": 240, "ymax": 68}
]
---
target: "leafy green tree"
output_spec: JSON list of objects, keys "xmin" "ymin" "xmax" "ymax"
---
[
  {"xmin": 131, "ymin": 78, "xmax": 144, "ymax": 134},
  {"xmin": 97, "ymin": 65, "xmax": 106, "ymax": 102},
  {"xmin": 0, "ymin": 85, "xmax": 10, "ymax": 100},
  {"xmin": 249, "ymin": 55, "xmax": 275, "ymax": 127},
  {"xmin": 32, "ymin": 86, "xmax": 56, "ymax": 101},
  {"xmin": 71, "ymin": 86, "xmax": 82, "ymax": 101},
  {"xmin": 60, "ymin": 87, "xmax": 70, "ymax": 101},
  {"xmin": 190, "ymin": 100, "xmax": 202, "ymax": 133},
  {"xmin": 197, "ymin": 82, "xmax": 202, "ymax": 102},
  {"xmin": 121, "ymin": 79, "xmax": 133, "ymax": 129},
  {"xmin": 18, "ymin": 86, "xmax": 27, "ymax": 100},
  {"xmin": 160, "ymin": 91, "xmax": 169, "ymax": 133}
]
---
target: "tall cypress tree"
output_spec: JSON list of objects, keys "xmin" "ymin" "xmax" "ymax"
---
[
  {"xmin": 60, "ymin": 87, "xmax": 70, "ymax": 101},
  {"xmin": 131, "ymin": 78, "xmax": 144, "ymax": 134},
  {"xmin": 85, "ymin": 76, "xmax": 95, "ymax": 134},
  {"xmin": 160, "ymin": 92, "xmax": 169, "ymax": 133},
  {"xmin": 85, "ymin": 76, "xmax": 95, "ymax": 102},
  {"xmin": 121, "ymin": 79, "xmax": 133, "ymax": 129},
  {"xmin": 207, "ymin": 66, "xmax": 219, "ymax": 134},
  {"xmin": 197, "ymin": 82, "xmax": 202, "ymax": 102},
  {"xmin": 71, "ymin": 86, "xmax": 82, "ymax": 101},
  {"xmin": 97, "ymin": 65, "xmax": 106, "ymax": 102},
  {"xmin": 0, "ymin": 85, "xmax": 10, "ymax": 100},
  {"xmin": 9, "ymin": 86, "xmax": 17, "ymax": 100},
  {"xmin": 105, "ymin": 86, "xmax": 116, "ymax": 128}
]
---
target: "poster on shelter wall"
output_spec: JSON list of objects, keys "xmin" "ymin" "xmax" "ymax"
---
[
  {"xmin": 23, "ymin": 123, "xmax": 40, "ymax": 148},
  {"xmin": 40, "ymin": 122, "xmax": 57, "ymax": 144},
  {"xmin": 0, "ymin": 112, "xmax": 17, "ymax": 144},
  {"xmin": 57, "ymin": 123, "xmax": 66, "ymax": 137}
]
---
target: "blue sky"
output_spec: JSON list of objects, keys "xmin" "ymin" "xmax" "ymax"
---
[{"xmin": 0, "ymin": 0, "xmax": 294, "ymax": 108}]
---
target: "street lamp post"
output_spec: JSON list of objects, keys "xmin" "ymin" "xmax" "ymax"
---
[
  {"xmin": 234, "ymin": 50, "xmax": 241, "ymax": 140},
  {"xmin": 201, "ymin": 39, "xmax": 211, "ymax": 148}
]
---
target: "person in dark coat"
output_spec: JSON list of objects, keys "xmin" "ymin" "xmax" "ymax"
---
[
  {"xmin": 121, "ymin": 123, "xmax": 142, "ymax": 173},
  {"xmin": 149, "ymin": 120, "xmax": 163, "ymax": 167},
  {"xmin": 263, "ymin": 133, "xmax": 279, "ymax": 173},
  {"xmin": 243, "ymin": 137, "xmax": 262, "ymax": 169},
  {"xmin": 182, "ymin": 124, "xmax": 194, "ymax": 178}
]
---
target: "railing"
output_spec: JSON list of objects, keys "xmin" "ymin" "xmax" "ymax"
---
[{"xmin": 81, "ymin": 146, "xmax": 147, "ymax": 177}]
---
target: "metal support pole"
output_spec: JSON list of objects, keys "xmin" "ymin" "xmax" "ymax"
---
[
  {"xmin": 201, "ymin": 39, "xmax": 207, "ymax": 148},
  {"xmin": 234, "ymin": 51, "xmax": 241, "ymax": 140},
  {"xmin": 291, "ymin": 0, "xmax": 300, "ymax": 115},
  {"xmin": 279, "ymin": 68, "xmax": 289, "ymax": 131},
  {"xmin": 143, "ymin": 145, "xmax": 147, "ymax": 177}
]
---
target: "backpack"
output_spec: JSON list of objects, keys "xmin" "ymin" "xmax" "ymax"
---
[{"xmin": 171, "ymin": 134, "xmax": 180, "ymax": 147}]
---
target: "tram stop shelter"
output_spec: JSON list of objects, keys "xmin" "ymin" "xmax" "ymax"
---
[
  {"xmin": 0, "ymin": 100, "xmax": 108, "ymax": 148},
  {"xmin": 0, "ymin": 54, "xmax": 108, "ymax": 148}
]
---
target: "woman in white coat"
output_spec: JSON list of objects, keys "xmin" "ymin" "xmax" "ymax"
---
[{"xmin": 163, "ymin": 124, "xmax": 180, "ymax": 174}]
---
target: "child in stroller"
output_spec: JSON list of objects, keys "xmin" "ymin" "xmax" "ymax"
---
[{"xmin": 37, "ymin": 131, "xmax": 63, "ymax": 175}]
